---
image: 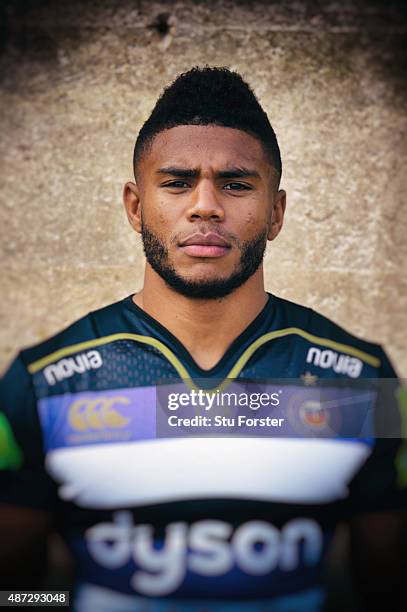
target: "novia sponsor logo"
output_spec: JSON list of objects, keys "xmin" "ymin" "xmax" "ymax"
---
[
  {"xmin": 43, "ymin": 350, "xmax": 103, "ymax": 385},
  {"xmin": 306, "ymin": 347, "xmax": 363, "ymax": 378}
]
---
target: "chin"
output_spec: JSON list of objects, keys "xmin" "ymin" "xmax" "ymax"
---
[
  {"xmin": 181, "ymin": 277, "xmax": 230, "ymax": 288},
  {"xmin": 172, "ymin": 267, "xmax": 231, "ymax": 286},
  {"xmin": 177, "ymin": 261, "xmax": 234, "ymax": 277}
]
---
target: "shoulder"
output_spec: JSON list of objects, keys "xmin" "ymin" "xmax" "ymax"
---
[
  {"xmin": 271, "ymin": 294, "xmax": 395, "ymax": 377},
  {"xmin": 13, "ymin": 295, "xmax": 130, "ymax": 376}
]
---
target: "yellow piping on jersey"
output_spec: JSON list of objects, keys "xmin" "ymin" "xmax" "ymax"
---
[
  {"xmin": 28, "ymin": 333, "xmax": 191, "ymax": 380},
  {"xmin": 228, "ymin": 327, "xmax": 381, "ymax": 376},
  {"xmin": 27, "ymin": 327, "xmax": 381, "ymax": 393}
]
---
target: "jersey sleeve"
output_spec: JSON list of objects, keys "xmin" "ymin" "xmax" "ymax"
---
[
  {"xmin": 347, "ymin": 347, "xmax": 406, "ymax": 515},
  {"xmin": 0, "ymin": 352, "xmax": 56, "ymax": 509}
]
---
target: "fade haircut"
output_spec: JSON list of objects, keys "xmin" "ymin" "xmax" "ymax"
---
[{"xmin": 133, "ymin": 66, "xmax": 282, "ymax": 184}]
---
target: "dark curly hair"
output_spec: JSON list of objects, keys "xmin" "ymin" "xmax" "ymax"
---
[{"xmin": 133, "ymin": 66, "xmax": 282, "ymax": 183}]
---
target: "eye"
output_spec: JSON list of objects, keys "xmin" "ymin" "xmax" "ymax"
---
[
  {"xmin": 223, "ymin": 182, "xmax": 252, "ymax": 191},
  {"xmin": 162, "ymin": 180, "xmax": 191, "ymax": 189}
]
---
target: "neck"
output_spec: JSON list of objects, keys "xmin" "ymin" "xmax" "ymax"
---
[{"xmin": 132, "ymin": 265, "xmax": 268, "ymax": 370}]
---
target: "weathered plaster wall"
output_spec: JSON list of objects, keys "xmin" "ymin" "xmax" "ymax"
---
[{"xmin": 1, "ymin": 0, "xmax": 406, "ymax": 374}]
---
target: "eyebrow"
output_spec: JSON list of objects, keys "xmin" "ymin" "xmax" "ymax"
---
[{"xmin": 156, "ymin": 166, "xmax": 261, "ymax": 179}]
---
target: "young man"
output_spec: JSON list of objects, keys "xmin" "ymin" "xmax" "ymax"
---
[{"xmin": 0, "ymin": 67, "xmax": 404, "ymax": 611}]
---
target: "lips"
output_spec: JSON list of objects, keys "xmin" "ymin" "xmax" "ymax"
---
[{"xmin": 179, "ymin": 233, "xmax": 231, "ymax": 258}]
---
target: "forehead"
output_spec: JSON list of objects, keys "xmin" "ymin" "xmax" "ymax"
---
[{"xmin": 143, "ymin": 125, "xmax": 271, "ymax": 172}]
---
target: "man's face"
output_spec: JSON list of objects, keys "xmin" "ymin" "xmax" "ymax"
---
[{"xmin": 125, "ymin": 125, "xmax": 285, "ymax": 299}]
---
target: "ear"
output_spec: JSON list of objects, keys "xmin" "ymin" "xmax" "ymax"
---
[
  {"xmin": 267, "ymin": 189, "xmax": 286, "ymax": 241},
  {"xmin": 123, "ymin": 181, "xmax": 142, "ymax": 234}
]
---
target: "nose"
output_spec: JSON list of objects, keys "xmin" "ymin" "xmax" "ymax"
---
[{"xmin": 185, "ymin": 179, "xmax": 225, "ymax": 222}]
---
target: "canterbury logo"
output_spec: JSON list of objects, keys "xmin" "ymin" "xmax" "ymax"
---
[{"xmin": 68, "ymin": 396, "xmax": 130, "ymax": 431}]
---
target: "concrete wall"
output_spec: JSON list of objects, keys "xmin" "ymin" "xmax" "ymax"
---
[{"xmin": 1, "ymin": 0, "xmax": 406, "ymax": 375}]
